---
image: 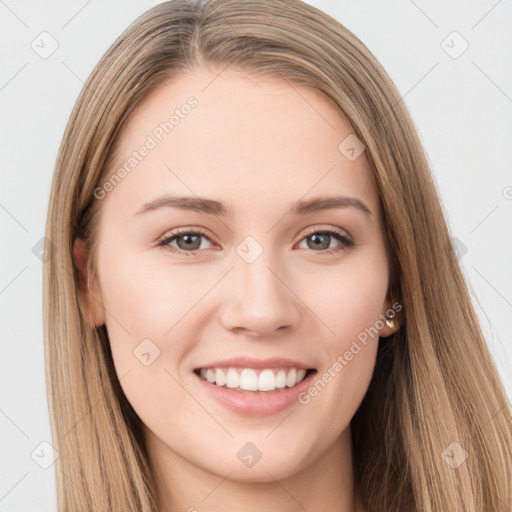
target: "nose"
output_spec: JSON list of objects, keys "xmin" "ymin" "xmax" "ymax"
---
[{"xmin": 219, "ymin": 257, "xmax": 301, "ymax": 337}]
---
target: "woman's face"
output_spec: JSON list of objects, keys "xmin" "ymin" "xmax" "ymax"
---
[{"xmin": 76, "ymin": 67, "xmax": 394, "ymax": 484}]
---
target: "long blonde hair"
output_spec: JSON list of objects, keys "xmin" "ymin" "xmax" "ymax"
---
[{"xmin": 43, "ymin": 0, "xmax": 512, "ymax": 510}]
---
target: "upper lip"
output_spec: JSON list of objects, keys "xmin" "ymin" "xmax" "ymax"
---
[{"xmin": 195, "ymin": 357, "xmax": 315, "ymax": 371}]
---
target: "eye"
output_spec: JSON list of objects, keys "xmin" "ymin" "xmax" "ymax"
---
[
  {"xmin": 157, "ymin": 226, "xmax": 354, "ymax": 256},
  {"xmin": 296, "ymin": 226, "xmax": 354, "ymax": 256},
  {"xmin": 157, "ymin": 227, "xmax": 214, "ymax": 255}
]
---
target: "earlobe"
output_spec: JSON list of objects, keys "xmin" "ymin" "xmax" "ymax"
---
[
  {"xmin": 379, "ymin": 298, "xmax": 402, "ymax": 338},
  {"xmin": 73, "ymin": 238, "xmax": 106, "ymax": 328}
]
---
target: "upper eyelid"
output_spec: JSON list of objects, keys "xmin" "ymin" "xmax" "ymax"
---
[{"xmin": 301, "ymin": 225, "xmax": 352, "ymax": 239}]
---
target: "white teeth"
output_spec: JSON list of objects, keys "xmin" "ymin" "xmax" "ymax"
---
[
  {"xmin": 197, "ymin": 367, "xmax": 309, "ymax": 391},
  {"xmin": 239, "ymin": 369, "xmax": 258, "ymax": 391},
  {"xmin": 275, "ymin": 370, "xmax": 287, "ymax": 388},
  {"xmin": 215, "ymin": 368, "xmax": 226, "ymax": 387},
  {"xmin": 258, "ymin": 369, "xmax": 276, "ymax": 391},
  {"xmin": 226, "ymin": 368, "xmax": 239, "ymax": 388},
  {"xmin": 286, "ymin": 368, "xmax": 297, "ymax": 387}
]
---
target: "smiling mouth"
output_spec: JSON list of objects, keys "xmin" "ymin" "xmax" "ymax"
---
[{"xmin": 193, "ymin": 367, "xmax": 317, "ymax": 393}]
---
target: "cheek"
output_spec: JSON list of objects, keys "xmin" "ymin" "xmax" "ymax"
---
[
  {"xmin": 96, "ymin": 254, "xmax": 198, "ymax": 427},
  {"xmin": 94, "ymin": 248, "xmax": 190, "ymax": 396},
  {"xmin": 99, "ymin": 247, "xmax": 206, "ymax": 341},
  {"xmin": 299, "ymin": 255, "xmax": 389, "ymax": 344}
]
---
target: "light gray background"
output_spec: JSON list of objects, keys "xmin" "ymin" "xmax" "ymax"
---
[{"xmin": 1, "ymin": 1, "xmax": 511, "ymax": 510}]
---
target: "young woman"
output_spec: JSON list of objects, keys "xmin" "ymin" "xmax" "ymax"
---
[{"xmin": 43, "ymin": 0, "xmax": 512, "ymax": 510}]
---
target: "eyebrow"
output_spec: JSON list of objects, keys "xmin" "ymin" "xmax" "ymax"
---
[{"xmin": 134, "ymin": 195, "xmax": 373, "ymax": 217}]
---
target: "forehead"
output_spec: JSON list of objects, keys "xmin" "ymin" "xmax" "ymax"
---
[{"xmin": 103, "ymin": 67, "xmax": 379, "ymax": 218}]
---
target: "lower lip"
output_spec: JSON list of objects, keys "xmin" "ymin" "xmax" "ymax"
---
[{"xmin": 193, "ymin": 370, "xmax": 317, "ymax": 417}]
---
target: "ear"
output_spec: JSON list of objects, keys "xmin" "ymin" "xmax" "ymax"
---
[
  {"xmin": 73, "ymin": 238, "xmax": 106, "ymax": 327},
  {"xmin": 378, "ymin": 297, "xmax": 402, "ymax": 338}
]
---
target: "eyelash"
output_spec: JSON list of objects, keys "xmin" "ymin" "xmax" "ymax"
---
[{"xmin": 156, "ymin": 226, "xmax": 355, "ymax": 257}]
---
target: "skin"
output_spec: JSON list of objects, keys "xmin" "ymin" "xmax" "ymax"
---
[{"xmin": 74, "ymin": 67, "xmax": 397, "ymax": 512}]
